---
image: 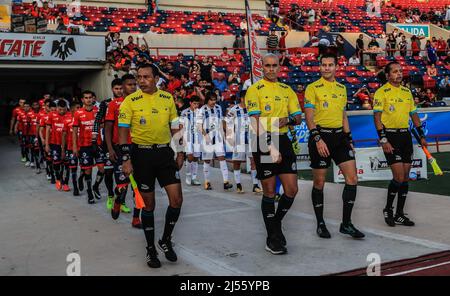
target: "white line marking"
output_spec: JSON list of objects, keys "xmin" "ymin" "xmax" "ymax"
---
[{"xmin": 386, "ymin": 260, "xmax": 450, "ymax": 276}]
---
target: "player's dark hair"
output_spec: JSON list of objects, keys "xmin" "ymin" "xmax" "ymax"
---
[
  {"xmin": 70, "ymin": 100, "xmax": 81, "ymax": 108},
  {"xmin": 82, "ymin": 90, "xmax": 95, "ymax": 97},
  {"xmin": 111, "ymin": 78, "xmax": 122, "ymax": 88},
  {"xmin": 320, "ymin": 53, "xmax": 338, "ymax": 65},
  {"xmin": 121, "ymin": 74, "xmax": 135, "ymax": 82},
  {"xmin": 49, "ymin": 101, "xmax": 57, "ymax": 108},
  {"xmin": 137, "ymin": 63, "xmax": 160, "ymax": 78},
  {"xmin": 190, "ymin": 95, "xmax": 200, "ymax": 103},
  {"xmin": 44, "ymin": 98, "xmax": 51, "ymax": 105},
  {"xmin": 57, "ymin": 100, "xmax": 67, "ymax": 108},
  {"xmin": 385, "ymin": 61, "xmax": 401, "ymax": 75},
  {"xmin": 205, "ymin": 91, "xmax": 218, "ymax": 103}
]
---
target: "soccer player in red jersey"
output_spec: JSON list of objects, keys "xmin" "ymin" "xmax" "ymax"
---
[
  {"xmin": 39, "ymin": 101, "xmax": 56, "ymax": 181},
  {"xmin": 15, "ymin": 101, "xmax": 31, "ymax": 166},
  {"xmin": 46, "ymin": 100, "xmax": 69, "ymax": 190},
  {"xmin": 73, "ymin": 91, "xmax": 99, "ymax": 204},
  {"xmin": 62, "ymin": 101, "xmax": 81, "ymax": 194},
  {"xmin": 26, "ymin": 100, "xmax": 42, "ymax": 173},
  {"xmin": 105, "ymin": 74, "xmax": 142, "ymax": 228},
  {"xmin": 10, "ymin": 98, "xmax": 27, "ymax": 162},
  {"xmin": 36, "ymin": 99, "xmax": 51, "ymax": 168}
]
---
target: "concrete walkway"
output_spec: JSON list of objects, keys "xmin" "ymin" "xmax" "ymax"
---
[{"xmin": 1, "ymin": 136, "xmax": 449, "ymax": 276}]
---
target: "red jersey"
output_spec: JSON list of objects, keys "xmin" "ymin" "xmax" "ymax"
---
[
  {"xmin": 38, "ymin": 111, "xmax": 50, "ymax": 141},
  {"xmin": 27, "ymin": 110, "xmax": 40, "ymax": 136},
  {"xmin": 73, "ymin": 107, "xmax": 99, "ymax": 147},
  {"xmin": 16, "ymin": 111, "xmax": 27, "ymax": 133},
  {"xmin": 105, "ymin": 97, "xmax": 131, "ymax": 145},
  {"xmin": 12, "ymin": 106, "xmax": 23, "ymax": 121},
  {"xmin": 46, "ymin": 111, "xmax": 68, "ymax": 145},
  {"xmin": 63, "ymin": 114, "xmax": 75, "ymax": 150}
]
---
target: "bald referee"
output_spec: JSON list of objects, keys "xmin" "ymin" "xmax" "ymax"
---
[{"xmin": 245, "ymin": 53, "xmax": 302, "ymax": 255}]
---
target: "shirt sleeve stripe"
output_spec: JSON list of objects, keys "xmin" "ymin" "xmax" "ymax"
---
[
  {"xmin": 373, "ymin": 110, "xmax": 383, "ymax": 113},
  {"xmin": 118, "ymin": 123, "xmax": 130, "ymax": 127},
  {"xmin": 304, "ymin": 103, "xmax": 315, "ymax": 109},
  {"xmin": 290, "ymin": 111, "xmax": 302, "ymax": 117},
  {"xmin": 248, "ymin": 111, "xmax": 261, "ymax": 116},
  {"xmin": 409, "ymin": 109, "xmax": 418, "ymax": 115}
]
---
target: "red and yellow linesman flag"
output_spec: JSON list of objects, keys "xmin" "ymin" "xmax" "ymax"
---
[
  {"xmin": 0, "ymin": 0, "xmax": 11, "ymax": 31},
  {"xmin": 245, "ymin": 0, "xmax": 263, "ymax": 83}
]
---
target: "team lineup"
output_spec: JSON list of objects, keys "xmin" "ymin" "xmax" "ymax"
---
[{"xmin": 9, "ymin": 53, "xmax": 428, "ymax": 269}]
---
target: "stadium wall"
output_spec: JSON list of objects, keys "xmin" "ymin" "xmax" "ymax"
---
[{"xmin": 79, "ymin": 66, "xmax": 114, "ymax": 100}]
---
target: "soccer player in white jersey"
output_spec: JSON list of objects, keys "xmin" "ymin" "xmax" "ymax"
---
[
  {"xmin": 196, "ymin": 92, "xmax": 233, "ymax": 191},
  {"xmin": 180, "ymin": 96, "xmax": 202, "ymax": 186},
  {"xmin": 225, "ymin": 96, "xmax": 262, "ymax": 194}
]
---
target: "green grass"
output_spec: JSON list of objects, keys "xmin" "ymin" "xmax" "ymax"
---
[{"xmin": 298, "ymin": 152, "xmax": 450, "ymax": 196}]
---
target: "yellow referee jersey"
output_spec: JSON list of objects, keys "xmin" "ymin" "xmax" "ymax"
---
[
  {"xmin": 118, "ymin": 89, "xmax": 178, "ymax": 145},
  {"xmin": 373, "ymin": 82, "xmax": 417, "ymax": 129},
  {"xmin": 304, "ymin": 77, "xmax": 347, "ymax": 128},
  {"xmin": 245, "ymin": 79, "xmax": 301, "ymax": 133}
]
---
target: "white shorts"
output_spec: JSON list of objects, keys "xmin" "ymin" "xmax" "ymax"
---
[
  {"xmin": 201, "ymin": 143, "xmax": 225, "ymax": 160},
  {"xmin": 185, "ymin": 142, "xmax": 201, "ymax": 158},
  {"xmin": 232, "ymin": 151, "xmax": 253, "ymax": 161}
]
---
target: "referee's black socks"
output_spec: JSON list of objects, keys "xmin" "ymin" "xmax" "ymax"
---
[
  {"xmin": 386, "ymin": 179, "xmax": 401, "ymax": 209},
  {"xmin": 141, "ymin": 209, "xmax": 155, "ymax": 247},
  {"xmin": 275, "ymin": 194, "xmax": 295, "ymax": 222},
  {"xmin": 311, "ymin": 187, "xmax": 325, "ymax": 225},
  {"xmin": 342, "ymin": 184, "xmax": 357, "ymax": 225},
  {"xmin": 261, "ymin": 196, "xmax": 275, "ymax": 237},
  {"xmin": 162, "ymin": 206, "xmax": 181, "ymax": 242},
  {"xmin": 396, "ymin": 182, "xmax": 409, "ymax": 216}
]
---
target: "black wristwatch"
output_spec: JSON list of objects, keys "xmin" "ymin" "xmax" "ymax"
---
[{"xmin": 122, "ymin": 154, "xmax": 130, "ymax": 162}]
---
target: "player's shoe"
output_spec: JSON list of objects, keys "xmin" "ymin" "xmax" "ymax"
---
[
  {"xmin": 131, "ymin": 217, "xmax": 142, "ymax": 229},
  {"xmin": 383, "ymin": 207, "xmax": 395, "ymax": 227},
  {"xmin": 55, "ymin": 180, "xmax": 62, "ymax": 191},
  {"xmin": 111, "ymin": 202, "xmax": 121, "ymax": 220},
  {"xmin": 252, "ymin": 184, "xmax": 262, "ymax": 194},
  {"xmin": 87, "ymin": 191, "xmax": 95, "ymax": 204},
  {"xmin": 191, "ymin": 179, "xmax": 201, "ymax": 186},
  {"xmin": 25, "ymin": 161, "xmax": 30, "ymax": 167},
  {"xmin": 146, "ymin": 246, "xmax": 161, "ymax": 268},
  {"xmin": 204, "ymin": 181, "xmax": 212, "ymax": 190},
  {"xmin": 185, "ymin": 177, "xmax": 192, "ymax": 186},
  {"xmin": 265, "ymin": 237, "xmax": 287, "ymax": 255},
  {"xmin": 317, "ymin": 222, "xmax": 331, "ymax": 239},
  {"xmin": 224, "ymin": 181, "xmax": 233, "ymax": 191},
  {"xmin": 46, "ymin": 174, "xmax": 52, "ymax": 181},
  {"xmin": 36, "ymin": 168, "xmax": 41, "ymax": 174},
  {"xmin": 236, "ymin": 183, "xmax": 244, "ymax": 193},
  {"xmin": 21, "ymin": 157, "xmax": 26, "ymax": 162},
  {"xmin": 30, "ymin": 162, "xmax": 35, "ymax": 168},
  {"xmin": 106, "ymin": 196, "xmax": 115, "ymax": 210},
  {"xmin": 158, "ymin": 239, "xmax": 178, "ymax": 262},
  {"xmin": 121, "ymin": 203, "xmax": 131, "ymax": 213},
  {"xmin": 394, "ymin": 214, "xmax": 415, "ymax": 226},
  {"xmin": 73, "ymin": 187, "xmax": 80, "ymax": 196},
  {"xmin": 340, "ymin": 222, "xmax": 365, "ymax": 239},
  {"xmin": 93, "ymin": 187, "xmax": 101, "ymax": 200},
  {"xmin": 62, "ymin": 184, "xmax": 70, "ymax": 192}
]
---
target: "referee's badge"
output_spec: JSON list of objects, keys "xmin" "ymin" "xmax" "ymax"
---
[
  {"xmin": 323, "ymin": 101, "xmax": 329, "ymax": 108},
  {"xmin": 389, "ymin": 105, "xmax": 395, "ymax": 112},
  {"xmin": 140, "ymin": 116, "xmax": 147, "ymax": 125},
  {"xmin": 265, "ymin": 104, "xmax": 271, "ymax": 111}
]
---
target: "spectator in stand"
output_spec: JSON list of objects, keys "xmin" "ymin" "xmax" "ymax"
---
[
  {"xmin": 398, "ymin": 35, "xmax": 408, "ymax": 58},
  {"xmin": 353, "ymin": 87, "xmax": 372, "ymax": 109},
  {"xmin": 233, "ymin": 49, "xmax": 243, "ymax": 63},
  {"xmin": 426, "ymin": 40, "xmax": 438, "ymax": 65},
  {"xmin": 355, "ymin": 34, "xmax": 364, "ymax": 65},
  {"xmin": 106, "ymin": 32, "xmax": 119, "ymax": 53},
  {"xmin": 426, "ymin": 63, "xmax": 438, "ymax": 77},
  {"xmin": 266, "ymin": 31, "xmax": 279, "ymax": 53},
  {"xmin": 220, "ymin": 47, "xmax": 233, "ymax": 63},
  {"xmin": 439, "ymin": 75, "xmax": 450, "ymax": 99},
  {"xmin": 308, "ymin": 8, "xmax": 315, "ymax": 25},
  {"xmin": 335, "ymin": 34, "xmax": 345, "ymax": 57},
  {"xmin": 233, "ymin": 33, "xmax": 246, "ymax": 56},
  {"xmin": 279, "ymin": 51, "xmax": 291, "ymax": 67},
  {"xmin": 240, "ymin": 18, "xmax": 248, "ymax": 33},
  {"xmin": 290, "ymin": 51, "xmax": 303, "ymax": 67},
  {"xmin": 212, "ymin": 73, "xmax": 228, "ymax": 93},
  {"xmin": 437, "ymin": 37, "xmax": 448, "ymax": 57},
  {"xmin": 205, "ymin": 10, "xmax": 214, "ymax": 22},
  {"xmin": 386, "ymin": 34, "xmax": 396, "ymax": 57},
  {"xmin": 296, "ymin": 84, "xmax": 305, "ymax": 112},
  {"xmin": 444, "ymin": 51, "xmax": 450, "ymax": 66},
  {"xmin": 425, "ymin": 88, "xmax": 437, "ymax": 106},
  {"xmin": 199, "ymin": 57, "xmax": 215, "ymax": 83},
  {"xmin": 278, "ymin": 30, "xmax": 289, "ymax": 52},
  {"xmin": 125, "ymin": 36, "xmax": 137, "ymax": 51},
  {"xmin": 167, "ymin": 72, "xmax": 182, "ymax": 95},
  {"xmin": 348, "ymin": 53, "xmax": 360, "ymax": 66},
  {"xmin": 55, "ymin": 17, "xmax": 68, "ymax": 33},
  {"xmin": 174, "ymin": 53, "xmax": 189, "ymax": 76},
  {"xmin": 411, "ymin": 35, "xmax": 421, "ymax": 57},
  {"xmin": 228, "ymin": 68, "xmax": 241, "ymax": 86}
]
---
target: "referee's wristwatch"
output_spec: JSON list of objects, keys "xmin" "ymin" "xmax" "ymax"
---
[
  {"xmin": 379, "ymin": 137, "xmax": 388, "ymax": 144},
  {"xmin": 122, "ymin": 154, "xmax": 131, "ymax": 162}
]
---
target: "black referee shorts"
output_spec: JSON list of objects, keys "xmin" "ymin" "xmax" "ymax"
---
[
  {"xmin": 308, "ymin": 127, "xmax": 355, "ymax": 169},
  {"xmin": 385, "ymin": 129, "xmax": 413, "ymax": 165},
  {"xmin": 252, "ymin": 133, "xmax": 297, "ymax": 180},
  {"xmin": 131, "ymin": 143, "xmax": 181, "ymax": 193}
]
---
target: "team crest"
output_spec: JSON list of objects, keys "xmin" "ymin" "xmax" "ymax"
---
[
  {"xmin": 389, "ymin": 105, "xmax": 395, "ymax": 112},
  {"xmin": 323, "ymin": 101, "xmax": 329, "ymax": 108},
  {"xmin": 265, "ymin": 104, "xmax": 271, "ymax": 111},
  {"xmin": 140, "ymin": 116, "xmax": 147, "ymax": 125}
]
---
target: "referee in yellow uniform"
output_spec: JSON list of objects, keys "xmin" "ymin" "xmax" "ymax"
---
[
  {"xmin": 245, "ymin": 53, "xmax": 302, "ymax": 255},
  {"xmin": 373, "ymin": 61, "xmax": 427, "ymax": 227},
  {"xmin": 304, "ymin": 53, "xmax": 365, "ymax": 239},
  {"xmin": 118, "ymin": 64, "xmax": 183, "ymax": 268}
]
